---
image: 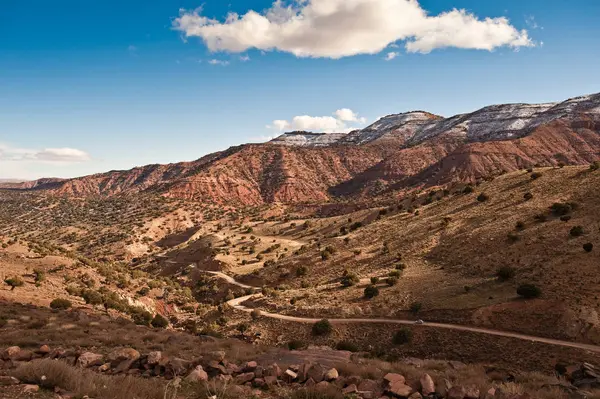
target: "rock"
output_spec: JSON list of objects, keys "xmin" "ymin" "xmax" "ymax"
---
[
  {"xmin": 186, "ymin": 366, "xmax": 209, "ymax": 382},
  {"xmin": 209, "ymin": 351, "xmax": 226, "ymax": 362},
  {"xmin": 98, "ymin": 363, "xmax": 111, "ymax": 372},
  {"xmin": 464, "ymin": 386, "xmax": 480, "ymax": 399},
  {"xmin": 342, "ymin": 384, "xmax": 358, "ymax": 394},
  {"xmin": 307, "ymin": 364, "xmax": 326, "ymax": 383},
  {"xmin": 166, "ymin": 358, "xmax": 192, "ymax": 377},
  {"xmin": 36, "ymin": 345, "xmax": 51, "ymax": 355},
  {"xmin": 264, "ymin": 376, "xmax": 278, "ymax": 386},
  {"xmin": 76, "ymin": 352, "xmax": 104, "ymax": 368},
  {"xmin": 215, "ymin": 374, "xmax": 233, "ymax": 383},
  {"xmin": 305, "ymin": 378, "xmax": 316, "ymax": 387},
  {"xmin": 146, "ymin": 351, "xmax": 162, "ymax": 366},
  {"xmin": 283, "ymin": 369, "xmax": 298, "ymax": 382},
  {"xmin": 2, "ymin": 346, "xmax": 21, "ymax": 360},
  {"xmin": 408, "ymin": 393, "xmax": 423, "ymax": 399},
  {"xmin": 315, "ymin": 381, "xmax": 331, "ymax": 391},
  {"xmin": 447, "ymin": 386, "xmax": 466, "ymax": 399},
  {"xmin": 448, "ymin": 361, "xmax": 467, "ymax": 370},
  {"xmin": 244, "ymin": 361, "xmax": 258, "ymax": 371},
  {"xmin": 420, "ymin": 373, "xmax": 435, "ymax": 395},
  {"xmin": 253, "ymin": 378, "xmax": 266, "ymax": 388},
  {"xmin": 265, "ymin": 363, "xmax": 282, "ymax": 377},
  {"xmin": 324, "ymin": 368, "xmax": 339, "ymax": 381},
  {"xmin": 387, "ymin": 382, "xmax": 413, "ymax": 398},
  {"xmin": 0, "ymin": 376, "xmax": 20, "ymax": 385},
  {"xmin": 107, "ymin": 348, "xmax": 140, "ymax": 367},
  {"xmin": 235, "ymin": 372, "xmax": 255, "ymax": 384},
  {"xmin": 358, "ymin": 379, "xmax": 379, "ymax": 392},
  {"xmin": 22, "ymin": 384, "xmax": 40, "ymax": 393},
  {"xmin": 253, "ymin": 365, "xmax": 264, "ymax": 378},
  {"xmin": 360, "ymin": 391, "xmax": 376, "ymax": 399},
  {"xmin": 384, "ymin": 373, "xmax": 406, "ymax": 385}
]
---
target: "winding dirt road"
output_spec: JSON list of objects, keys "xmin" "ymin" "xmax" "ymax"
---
[{"xmin": 207, "ymin": 271, "xmax": 600, "ymax": 354}]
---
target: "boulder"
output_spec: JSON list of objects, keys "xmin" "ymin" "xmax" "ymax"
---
[
  {"xmin": 265, "ymin": 363, "xmax": 281, "ymax": 377},
  {"xmin": 253, "ymin": 378, "xmax": 266, "ymax": 388},
  {"xmin": 384, "ymin": 373, "xmax": 406, "ymax": 385},
  {"xmin": 107, "ymin": 348, "xmax": 140, "ymax": 371},
  {"xmin": 235, "ymin": 372, "xmax": 255, "ymax": 384},
  {"xmin": 324, "ymin": 368, "xmax": 339, "ymax": 381},
  {"xmin": 315, "ymin": 381, "xmax": 331, "ymax": 391},
  {"xmin": 357, "ymin": 379, "xmax": 379, "ymax": 392},
  {"xmin": 306, "ymin": 364, "xmax": 326, "ymax": 383},
  {"xmin": 387, "ymin": 382, "xmax": 413, "ymax": 398},
  {"xmin": 264, "ymin": 376, "xmax": 278, "ymax": 386},
  {"xmin": 408, "ymin": 393, "xmax": 423, "ymax": 399},
  {"xmin": 464, "ymin": 386, "xmax": 480, "ymax": 399},
  {"xmin": 76, "ymin": 352, "xmax": 104, "ymax": 368},
  {"xmin": 146, "ymin": 351, "xmax": 162, "ymax": 366},
  {"xmin": 36, "ymin": 345, "xmax": 51, "ymax": 355},
  {"xmin": 420, "ymin": 373, "xmax": 435, "ymax": 395},
  {"xmin": 166, "ymin": 358, "xmax": 192, "ymax": 377},
  {"xmin": 342, "ymin": 384, "xmax": 358, "ymax": 394},
  {"xmin": 209, "ymin": 351, "xmax": 226, "ymax": 362},
  {"xmin": 2, "ymin": 346, "xmax": 21, "ymax": 360},
  {"xmin": 305, "ymin": 378, "xmax": 316, "ymax": 387},
  {"xmin": 22, "ymin": 384, "xmax": 40, "ymax": 393},
  {"xmin": 283, "ymin": 369, "xmax": 298, "ymax": 383},
  {"xmin": 98, "ymin": 363, "xmax": 111, "ymax": 372},
  {"xmin": 244, "ymin": 361, "xmax": 258, "ymax": 371},
  {"xmin": 186, "ymin": 366, "xmax": 209, "ymax": 382}
]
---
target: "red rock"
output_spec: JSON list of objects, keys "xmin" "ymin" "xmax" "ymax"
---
[
  {"xmin": 420, "ymin": 373, "xmax": 435, "ymax": 395},
  {"xmin": 384, "ymin": 373, "xmax": 406, "ymax": 385},
  {"xmin": 342, "ymin": 384, "xmax": 358, "ymax": 394}
]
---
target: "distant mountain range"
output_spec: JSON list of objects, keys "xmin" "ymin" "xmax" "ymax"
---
[{"xmin": 3, "ymin": 93, "xmax": 599, "ymax": 205}]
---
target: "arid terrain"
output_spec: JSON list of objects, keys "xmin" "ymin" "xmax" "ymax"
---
[{"xmin": 2, "ymin": 93, "xmax": 600, "ymax": 398}]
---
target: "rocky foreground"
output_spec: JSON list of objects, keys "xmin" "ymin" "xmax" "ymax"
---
[{"xmin": 1, "ymin": 344, "xmax": 599, "ymax": 398}]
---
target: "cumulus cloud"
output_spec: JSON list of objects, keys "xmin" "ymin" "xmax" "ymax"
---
[
  {"xmin": 0, "ymin": 144, "xmax": 91, "ymax": 163},
  {"xmin": 173, "ymin": 0, "xmax": 534, "ymax": 59},
  {"xmin": 384, "ymin": 51, "xmax": 399, "ymax": 61},
  {"xmin": 268, "ymin": 108, "xmax": 367, "ymax": 133},
  {"xmin": 208, "ymin": 59, "xmax": 230, "ymax": 66},
  {"xmin": 239, "ymin": 54, "xmax": 251, "ymax": 62}
]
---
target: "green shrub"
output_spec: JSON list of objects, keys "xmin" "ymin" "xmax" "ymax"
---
[
  {"xmin": 288, "ymin": 340, "xmax": 306, "ymax": 350},
  {"xmin": 386, "ymin": 276, "xmax": 399, "ymax": 286},
  {"xmin": 33, "ymin": 269, "xmax": 45, "ymax": 284},
  {"xmin": 477, "ymin": 193, "xmax": 490, "ymax": 202},
  {"xmin": 570, "ymin": 226, "xmax": 584, "ymax": 237},
  {"xmin": 590, "ymin": 161, "xmax": 600, "ymax": 171},
  {"xmin": 517, "ymin": 284, "xmax": 541, "ymax": 299},
  {"xmin": 364, "ymin": 285, "xmax": 379, "ymax": 299},
  {"xmin": 130, "ymin": 307, "xmax": 153, "ymax": 326},
  {"xmin": 50, "ymin": 298, "xmax": 72, "ymax": 310},
  {"xmin": 392, "ymin": 328, "xmax": 412, "ymax": 345},
  {"xmin": 560, "ymin": 215, "xmax": 572, "ymax": 222},
  {"xmin": 496, "ymin": 266, "xmax": 516, "ymax": 281},
  {"xmin": 151, "ymin": 314, "xmax": 169, "ymax": 328},
  {"xmin": 340, "ymin": 273, "xmax": 359, "ymax": 287},
  {"xmin": 312, "ymin": 319, "xmax": 333, "ymax": 336},
  {"xmin": 550, "ymin": 202, "xmax": 577, "ymax": 216},
  {"xmin": 296, "ymin": 266, "xmax": 308, "ymax": 277},
  {"xmin": 82, "ymin": 290, "xmax": 103, "ymax": 306},
  {"xmin": 409, "ymin": 302, "xmax": 422, "ymax": 314},
  {"xmin": 370, "ymin": 277, "xmax": 380, "ymax": 285},
  {"xmin": 4, "ymin": 276, "xmax": 24, "ymax": 290},
  {"xmin": 583, "ymin": 243, "xmax": 594, "ymax": 253},
  {"xmin": 335, "ymin": 341, "xmax": 359, "ymax": 352},
  {"xmin": 463, "ymin": 185, "xmax": 474, "ymax": 194}
]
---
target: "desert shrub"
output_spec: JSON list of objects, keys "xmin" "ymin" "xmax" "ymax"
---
[
  {"xmin": 477, "ymin": 193, "xmax": 490, "ymax": 202},
  {"xmin": 349, "ymin": 222, "xmax": 363, "ymax": 231},
  {"xmin": 335, "ymin": 341, "xmax": 359, "ymax": 352},
  {"xmin": 507, "ymin": 233, "xmax": 520, "ymax": 243},
  {"xmin": 409, "ymin": 302, "xmax": 422, "ymax": 314},
  {"xmin": 340, "ymin": 273, "xmax": 359, "ymax": 287},
  {"xmin": 82, "ymin": 289, "xmax": 103, "ymax": 306},
  {"xmin": 151, "ymin": 314, "xmax": 169, "ymax": 328},
  {"xmin": 583, "ymin": 243, "xmax": 594, "ymax": 253},
  {"xmin": 247, "ymin": 310, "xmax": 261, "ymax": 321},
  {"xmin": 364, "ymin": 285, "xmax": 379, "ymax": 299},
  {"xmin": 33, "ymin": 269, "xmax": 45, "ymax": 284},
  {"xmin": 370, "ymin": 277, "xmax": 380, "ymax": 285},
  {"xmin": 550, "ymin": 202, "xmax": 577, "ymax": 216},
  {"xmin": 288, "ymin": 340, "xmax": 306, "ymax": 350},
  {"xmin": 130, "ymin": 307, "xmax": 153, "ymax": 326},
  {"xmin": 463, "ymin": 185, "xmax": 474, "ymax": 194},
  {"xmin": 534, "ymin": 214, "xmax": 547, "ymax": 223},
  {"xmin": 530, "ymin": 172, "xmax": 543, "ymax": 180},
  {"xmin": 496, "ymin": 266, "xmax": 516, "ymax": 281},
  {"xmin": 386, "ymin": 276, "xmax": 399, "ymax": 286},
  {"xmin": 137, "ymin": 287, "xmax": 150, "ymax": 296},
  {"xmin": 515, "ymin": 221, "xmax": 525, "ymax": 231},
  {"xmin": 50, "ymin": 298, "xmax": 72, "ymax": 310},
  {"xmin": 570, "ymin": 226, "xmax": 584, "ymax": 237},
  {"xmin": 4, "ymin": 276, "xmax": 24, "ymax": 290},
  {"xmin": 590, "ymin": 161, "xmax": 600, "ymax": 171},
  {"xmin": 320, "ymin": 251, "xmax": 331, "ymax": 261},
  {"xmin": 296, "ymin": 266, "xmax": 308, "ymax": 277},
  {"xmin": 312, "ymin": 319, "xmax": 333, "ymax": 336},
  {"xmin": 560, "ymin": 215, "xmax": 572, "ymax": 222},
  {"xmin": 236, "ymin": 323, "xmax": 249, "ymax": 334},
  {"xmin": 523, "ymin": 192, "xmax": 533, "ymax": 201},
  {"xmin": 389, "ymin": 270, "xmax": 402, "ymax": 278},
  {"xmin": 395, "ymin": 263, "xmax": 407, "ymax": 271},
  {"xmin": 392, "ymin": 328, "xmax": 412, "ymax": 345},
  {"xmin": 517, "ymin": 284, "xmax": 541, "ymax": 299}
]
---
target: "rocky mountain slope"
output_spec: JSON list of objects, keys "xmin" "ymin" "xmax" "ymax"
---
[{"xmin": 3, "ymin": 93, "xmax": 599, "ymax": 205}]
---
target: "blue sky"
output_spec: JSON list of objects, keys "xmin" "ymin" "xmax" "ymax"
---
[{"xmin": 1, "ymin": 0, "xmax": 599, "ymax": 179}]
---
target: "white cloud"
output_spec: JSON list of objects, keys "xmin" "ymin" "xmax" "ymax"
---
[
  {"xmin": 0, "ymin": 144, "xmax": 91, "ymax": 163},
  {"xmin": 173, "ymin": 0, "xmax": 534, "ymax": 59},
  {"xmin": 384, "ymin": 51, "xmax": 399, "ymax": 61},
  {"xmin": 208, "ymin": 59, "xmax": 230, "ymax": 66},
  {"xmin": 239, "ymin": 54, "xmax": 251, "ymax": 62},
  {"xmin": 268, "ymin": 108, "xmax": 367, "ymax": 133}
]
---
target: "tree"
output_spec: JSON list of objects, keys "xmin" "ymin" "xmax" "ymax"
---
[
  {"xmin": 312, "ymin": 319, "xmax": 332, "ymax": 336},
  {"xmin": 517, "ymin": 284, "xmax": 541, "ymax": 299},
  {"xmin": 392, "ymin": 328, "xmax": 412, "ymax": 345},
  {"xmin": 151, "ymin": 314, "xmax": 169, "ymax": 328},
  {"xmin": 4, "ymin": 277, "xmax": 24, "ymax": 291},
  {"xmin": 50, "ymin": 298, "xmax": 72, "ymax": 310},
  {"xmin": 364, "ymin": 285, "xmax": 379, "ymax": 299}
]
